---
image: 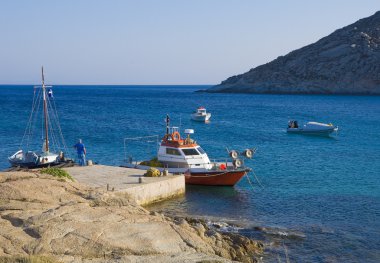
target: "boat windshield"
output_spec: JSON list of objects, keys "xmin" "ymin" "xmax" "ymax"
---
[
  {"xmin": 182, "ymin": 148, "xmax": 200, "ymax": 156},
  {"xmin": 197, "ymin": 147, "xmax": 206, "ymax": 154},
  {"xmin": 166, "ymin": 148, "xmax": 181, "ymax": 156}
]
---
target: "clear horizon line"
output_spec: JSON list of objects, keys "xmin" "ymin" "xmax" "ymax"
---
[{"xmin": 0, "ymin": 83, "xmax": 214, "ymax": 86}]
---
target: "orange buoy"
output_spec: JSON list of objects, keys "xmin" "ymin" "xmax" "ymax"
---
[{"xmin": 172, "ymin": 131, "xmax": 181, "ymax": 141}]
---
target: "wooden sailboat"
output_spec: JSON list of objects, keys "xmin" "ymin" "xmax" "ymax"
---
[{"xmin": 8, "ymin": 67, "xmax": 68, "ymax": 168}]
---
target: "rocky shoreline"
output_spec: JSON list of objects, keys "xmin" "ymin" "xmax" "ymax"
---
[{"xmin": 0, "ymin": 171, "xmax": 264, "ymax": 263}]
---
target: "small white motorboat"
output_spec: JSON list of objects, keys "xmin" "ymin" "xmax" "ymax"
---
[
  {"xmin": 287, "ymin": 120, "xmax": 338, "ymax": 136},
  {"xmin": 191, "ymin": 107, "xmax": 211, "ymax": 122}
]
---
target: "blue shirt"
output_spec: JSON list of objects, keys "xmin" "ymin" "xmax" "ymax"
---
[{"xmin": 74, "ymin": 143, "xmax": 85, "ymax": 155}]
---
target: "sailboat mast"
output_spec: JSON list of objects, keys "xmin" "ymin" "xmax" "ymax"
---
[
  {"xmin": 42, "ymin": 67, "xmax": 49, "ymax": 152},
  {"xmin": 166, "ymin": 114, "xmax": 170, "ymax": 135}
]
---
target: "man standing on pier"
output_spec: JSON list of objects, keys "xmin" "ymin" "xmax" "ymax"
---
[{"xmin": 74, "ymin": 139, "xmax": 87, "ymax": 166}]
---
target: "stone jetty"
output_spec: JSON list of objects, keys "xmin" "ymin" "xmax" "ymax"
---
[{"xmin": 63, "ymin": 165, "xmax": 185, "ymax": 205}]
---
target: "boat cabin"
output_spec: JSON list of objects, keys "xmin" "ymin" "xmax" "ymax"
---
[
  {"xmin": 196, "ymin": 107, "xmax": 207, "ymax": 115},
  {"xmin": 158, "ymin": 127, "xmax": 212, "ymax": 169}
]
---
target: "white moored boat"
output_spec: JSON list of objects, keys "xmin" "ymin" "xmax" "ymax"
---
[
  {"xmin": 287, "ymin": 120, "xmax": 338, "ymax": 136},
  {"xmin": 8, "ymin": 67, "xmax": 69, "ymax": 168},
  {"xmin": 191, "ymin": 107, "xmax": 211, "ymax": 122}
]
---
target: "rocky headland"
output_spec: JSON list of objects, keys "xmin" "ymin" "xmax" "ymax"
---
[
  {"xmin": 207, "ymin": 11, "xmax": 380, "ymax": 94},
  {"xmin": 0, "ymin": 171, "xmax": 263, "ymax": 263}
]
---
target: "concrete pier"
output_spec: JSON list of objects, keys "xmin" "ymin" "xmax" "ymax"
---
[{"xmin": 64, "ymin": 165, "xmax": 185, "ymax": 205}]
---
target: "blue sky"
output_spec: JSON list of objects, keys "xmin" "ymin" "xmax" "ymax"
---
[{"xmin": 0, "ymin": 1, "xmax": 379, "ymax": 85}]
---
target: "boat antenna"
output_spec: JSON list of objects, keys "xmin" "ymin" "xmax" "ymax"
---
[
  {"xmin": 42, "ymin": 66, "xmax": 49, "ymax": 152},
  {"xmin": 166, "ymin": 114, "xmax": 170, "ymax": 135},
  {"xmin": 179, "ymin": 113, "xmax": 182, "ymax": 130}
]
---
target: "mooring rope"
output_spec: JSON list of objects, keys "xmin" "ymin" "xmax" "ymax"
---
[
  {"xmin": 252, "ymin": 169, "xmax": 264, "ymax": 188},
  {"xmin": 245, "ymin": 169, "xmax": 264, "ymax": 190},
  {"xmin": 50, "ymin": 93, "xmax": 70, "ymax": 156},
  {"xmin": 46, "ymin": 96, "xmax": 61, "ymax": 152},
  {"xmin": 28, "ymin": 88, "xmax": 42, "ymax": 149},
  {"xmin": 21, "ymin": 87, "xmax": 41, "ymax": 150},
  {"xmin": 20, "ymin": 87, "xmax": 37, "ymax": 149},
  {"xmin": 245, "ymin": 171, "xmax": 256, "ymax": 190}
]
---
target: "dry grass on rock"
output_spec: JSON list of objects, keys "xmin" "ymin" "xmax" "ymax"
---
[{"xmin": 0, "ymin": 255, "xmax": 58, "ymax": 263}]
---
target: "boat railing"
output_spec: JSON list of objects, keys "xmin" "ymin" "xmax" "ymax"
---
[
  {"xmin": 157, "ymin": 155, "xmax": 184, "ymax": 161},
  {"xmin": 210, "ymin": 158, "xmax": 247, "ymax": 171}
]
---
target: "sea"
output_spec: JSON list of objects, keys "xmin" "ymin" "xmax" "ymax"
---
[{"xmin": 0, "ymin": 85, "xmax": 379, "ymax": 262}]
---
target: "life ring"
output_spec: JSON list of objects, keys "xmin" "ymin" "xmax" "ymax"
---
[
  {"xmin": 229, "ymin": 150, "xmax": 238, "ymax": 159},
  {"xmin": 233, "ymin": 159, "xmax": 242, "ymax": 168},
  {"xmin": 243, "ymin": 149, "xmax": 253, "ymax": 158},
  {"xmin": 172, "ymin": 131, "xmax": 181, "ymax": 141}
]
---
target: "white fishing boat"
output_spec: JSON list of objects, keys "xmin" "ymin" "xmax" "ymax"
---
[
  {"xmin": 191, "ymin": 107, "xmax": 211, "ymax": 122},
  {"xmin": 287, "ymin": 120, "xmax": 338, "ymax": 135},
  {"xmin": 8, "ymin": 67, "xmax": 69, "ymax": 168},
  {"xmin": 123, "ymin": 115, "xmax": 256, "ymax": 186}
]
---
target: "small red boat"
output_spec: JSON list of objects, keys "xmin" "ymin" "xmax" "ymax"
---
[{"xmin": 123, "ymin": 115, "xmax": 255, "ymax": 186}]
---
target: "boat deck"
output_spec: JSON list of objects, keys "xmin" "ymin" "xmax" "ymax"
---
[{"xmin": 4, "ymin": 160, "xmax": 76, "ymax": 171}]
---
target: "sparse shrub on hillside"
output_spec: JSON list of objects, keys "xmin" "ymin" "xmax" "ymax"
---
[{"xmin": 40, "ymin": 167, "xmax": 73, "ymax": 181}]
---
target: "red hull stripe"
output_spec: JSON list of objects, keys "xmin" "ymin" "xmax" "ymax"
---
[{"xmin": 185, "ymin": 170, "xmax": 248, "ymax": 186}]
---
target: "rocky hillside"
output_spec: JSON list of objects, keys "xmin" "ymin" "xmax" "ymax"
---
[
  {"xmin": 208, "ymin": 11, "xmax": 380, "ymax": 94},
  {"xmin": 0, "ymin": 172, "xmax": 263, "ymax": 263}
]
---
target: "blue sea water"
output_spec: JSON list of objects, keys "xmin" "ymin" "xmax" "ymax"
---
[{"xmin": 0, "ymin": 85, "xmax": 379, "ymax": 262}]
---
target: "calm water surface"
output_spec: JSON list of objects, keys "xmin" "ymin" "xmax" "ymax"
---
[{"xmin": 0, "ymin": 85, "xmax": 379, "ymax": 262}]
